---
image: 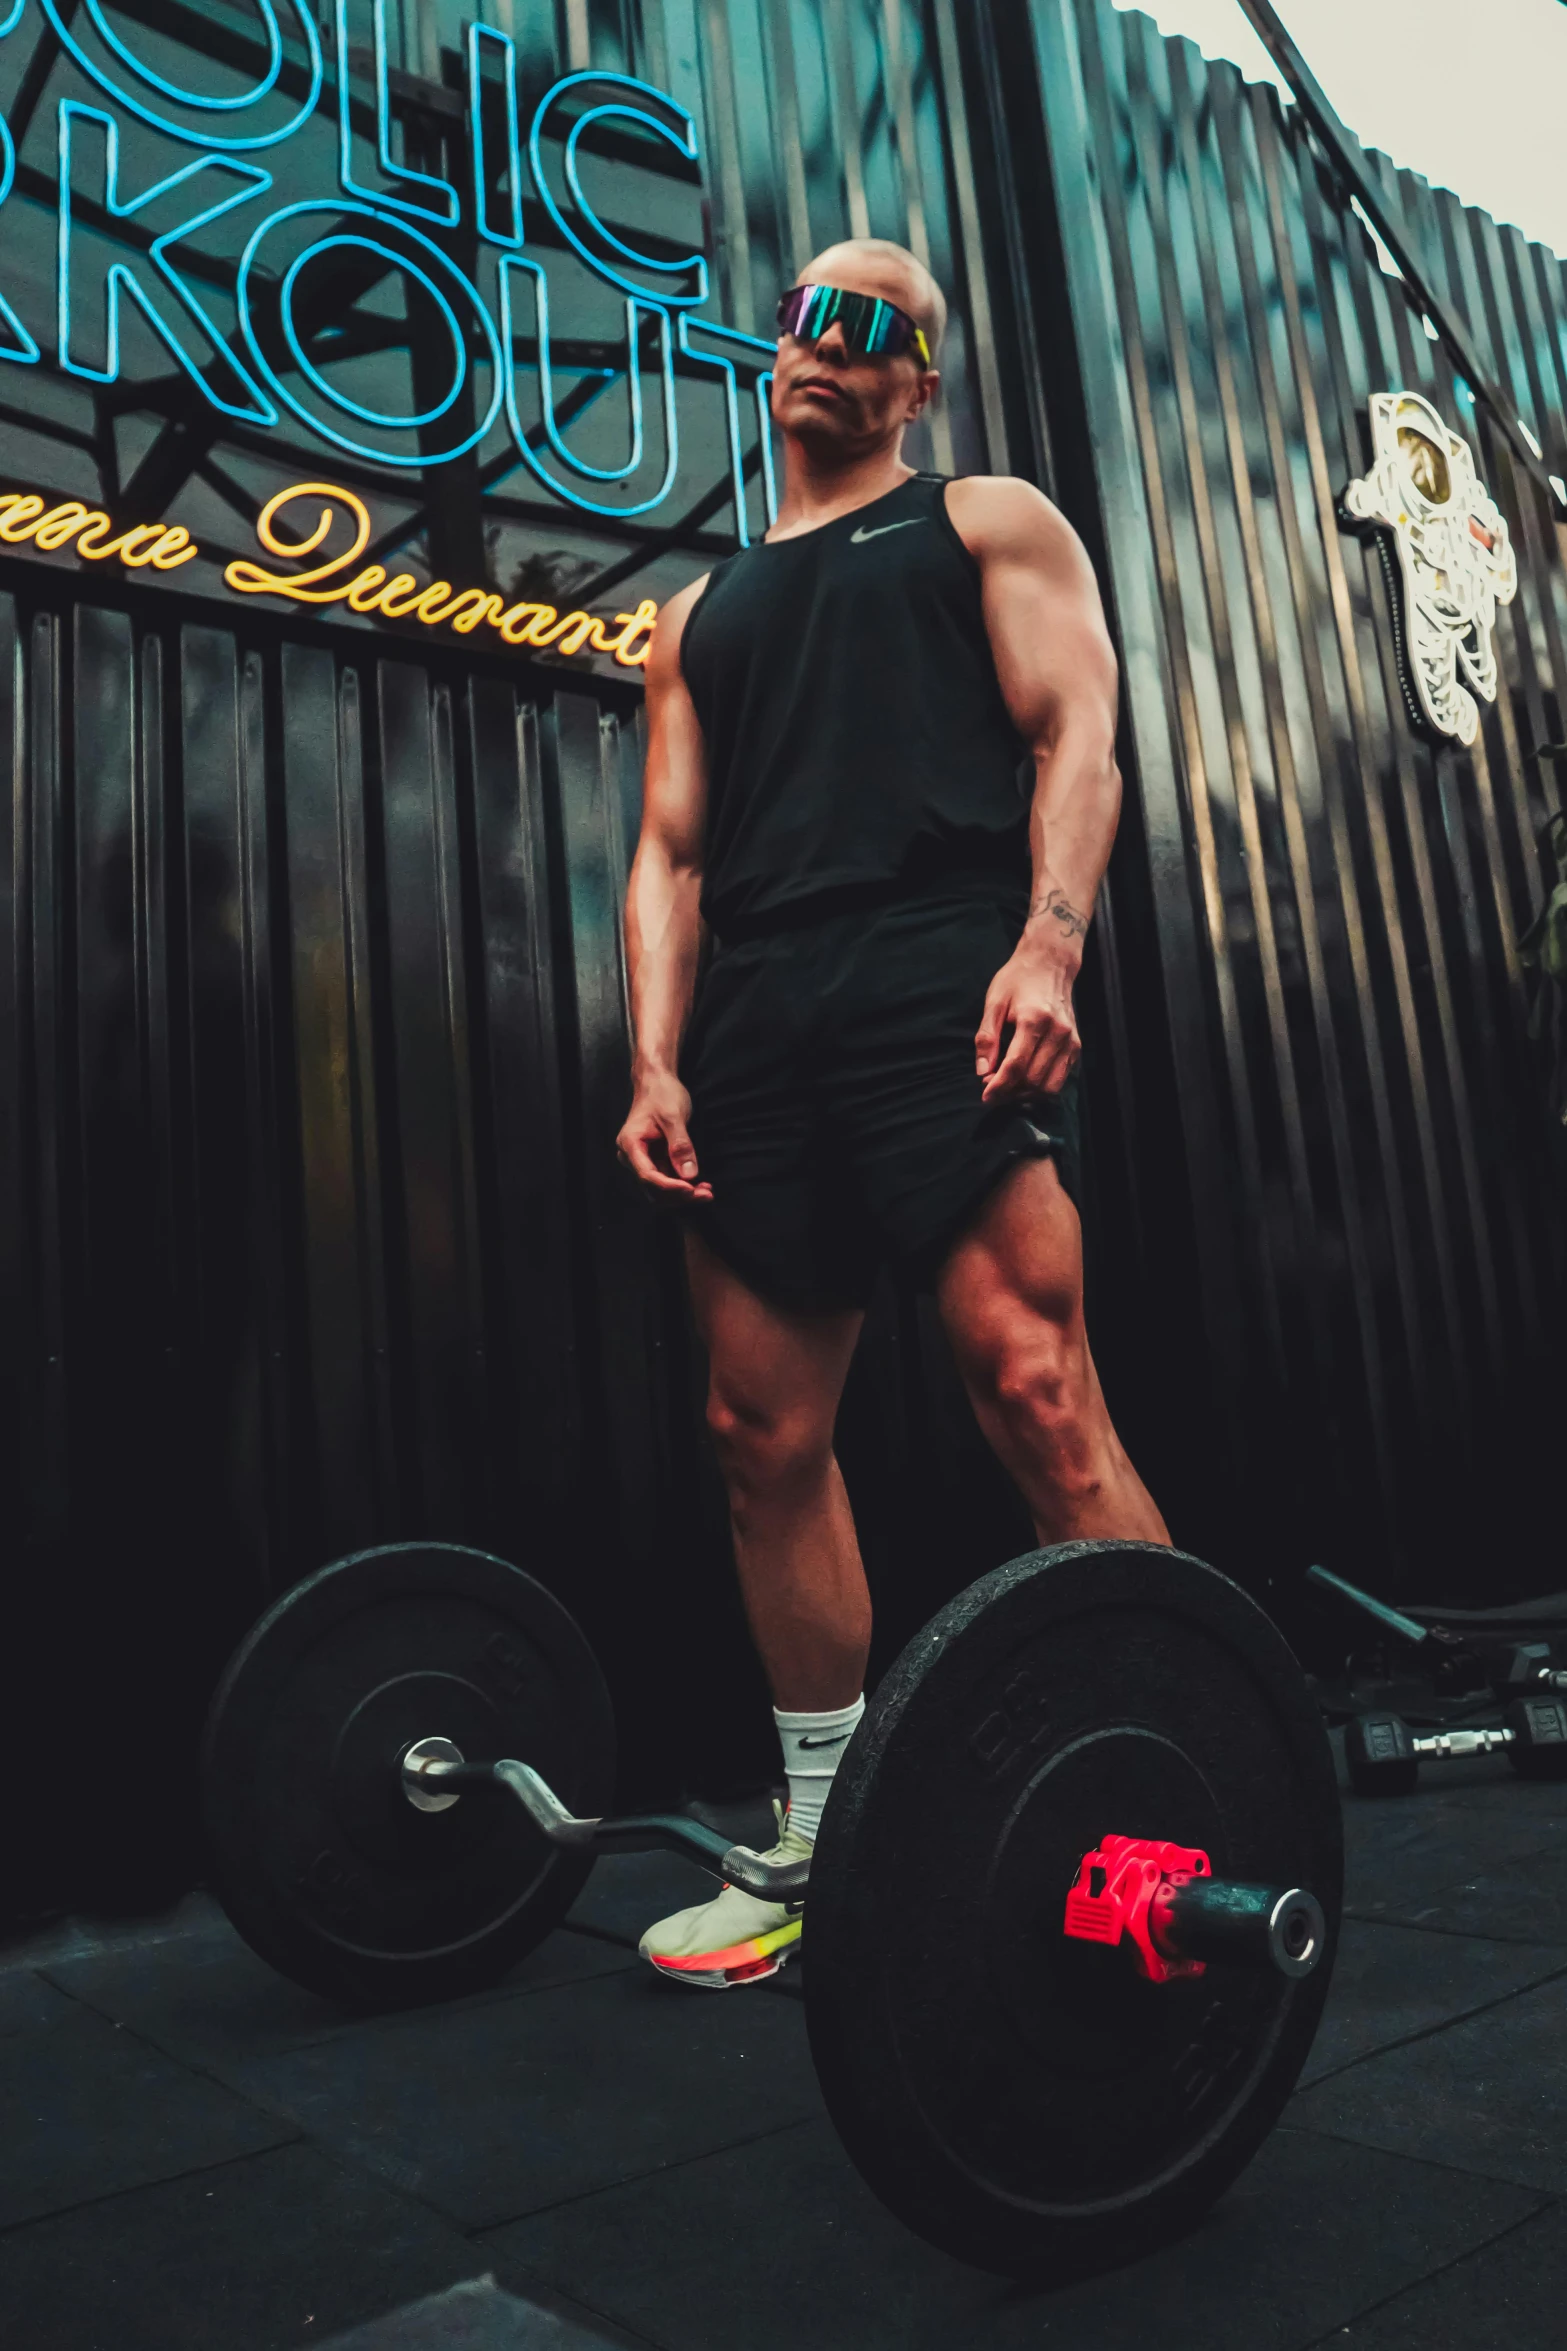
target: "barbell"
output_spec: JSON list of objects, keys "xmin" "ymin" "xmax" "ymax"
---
[{"xmin": 200, "ymin": 1537, "xmax": 1342, "ymax": 2277}]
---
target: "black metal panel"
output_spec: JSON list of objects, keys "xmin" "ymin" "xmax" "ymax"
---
[
  {"xmin": 997, "ymin": 0, "xmax": 1566, "ymax": 1603},
  {"xmin": 0, "ymin": 567, "xmax": 704, "ymax": 1907}
]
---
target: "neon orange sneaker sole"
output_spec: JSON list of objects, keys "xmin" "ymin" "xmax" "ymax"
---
[{"xmin": 643, "ymin": 1913, "xmax": 803, "ymax": 1989}]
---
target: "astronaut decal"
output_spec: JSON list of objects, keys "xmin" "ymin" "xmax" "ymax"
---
[{"xmin": 1342, "ymin": 391, "xmax": 1517, "ymax": 745}]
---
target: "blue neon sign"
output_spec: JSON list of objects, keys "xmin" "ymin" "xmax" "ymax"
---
[
  {"xmin": 334, "ymin": 0, "xmax": 458, "ymax": 226},
  {"xmin": 2, "ymin": 7, "xmax": 777, "ymax": 539},
  {"xmin": 37, "ymin": 0, "xmax": 324, "ymax": 151},
  {"xmin": 236, "ymin": 200, "xmax": 508, "ymax": 464},
  {"xmin": 529, "ymin": 70, "xmax": 708, "ymax": 307},
  {"xmin": 57, "ymin": 102, "xmax": 276, "ymax": 423}
]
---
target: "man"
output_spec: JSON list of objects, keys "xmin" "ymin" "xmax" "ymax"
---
[{"xmin": 615, "ymin": 239, "xmax": 1168, "ymax": 1988}]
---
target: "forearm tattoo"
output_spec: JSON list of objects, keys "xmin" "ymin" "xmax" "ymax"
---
[{"xmin": 1031, "ymin": 886, "xmax": 1091, "ymax": 942}]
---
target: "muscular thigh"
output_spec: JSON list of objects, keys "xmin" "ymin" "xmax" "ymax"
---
[
  {"xmin": 934, "ymin": 1154, "xmax": 1088, "ymax": 1377},
  {"xmin": 684, "ymin": 1226, "xmax": 863, "ymax": 1443}
]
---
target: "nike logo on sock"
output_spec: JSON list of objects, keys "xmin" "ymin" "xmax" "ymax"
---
[
  {"xmin": 850, "ymin": 518, "xmax": 923, "ymax": 543},
  {"xmin": 797, "ymin": 1730, "xmax": 853, "ymax": 1749}
]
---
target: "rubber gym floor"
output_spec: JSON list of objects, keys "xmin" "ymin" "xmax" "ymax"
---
[{"xmin": 2, "ymin": 1738, "xmax": 1564, "ymax": 2351}]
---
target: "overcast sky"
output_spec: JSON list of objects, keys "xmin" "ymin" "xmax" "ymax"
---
[{"xmin": 1117, "ymin": 0, "xmax": 1567, "ymax": 258}]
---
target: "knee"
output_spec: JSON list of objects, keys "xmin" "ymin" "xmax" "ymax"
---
[
  {"xmin": 977, "ymin": 1324, "xmax": 1102, "ymax": 1481},
  {"xmin": 705, "ymin": 1388, "xmax": 832, "ymax": 1504},
  {"xmin": 972, "ymin": 1309, "xmax": 1079, "ymax": 1418}
]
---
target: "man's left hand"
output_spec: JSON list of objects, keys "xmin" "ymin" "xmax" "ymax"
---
[{"xmin": 975, "ymin": 928, "xmax": 1082, "ymax": 1102}]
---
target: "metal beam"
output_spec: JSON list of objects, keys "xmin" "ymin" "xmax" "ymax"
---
[{"xmin": 1236, "ymin": 0, "xmax": 1561, "ymax": 501}]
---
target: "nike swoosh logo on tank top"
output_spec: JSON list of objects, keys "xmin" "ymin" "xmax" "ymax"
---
[{"xmin": 851, "ymin": 518, "xmax": 924, "ymax": 543}]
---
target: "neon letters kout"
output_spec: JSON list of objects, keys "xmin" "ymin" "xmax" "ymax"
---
[{"xmin": 5, "ymin": 2, "xmax": 778, "ymax": 540}]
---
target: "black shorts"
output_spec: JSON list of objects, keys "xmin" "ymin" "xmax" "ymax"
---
[{"xmin": 677, "ymin": 883, "xmax": 1082, "ymax": 1311}]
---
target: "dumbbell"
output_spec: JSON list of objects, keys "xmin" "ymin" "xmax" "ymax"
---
[
  {"xmin": 1346, "ymin": 1696, "xmax": 1567, "ymax": 1796},
  {"xmin": 1483, "ymin": 1642, "xmax": 1567, "ymax": 1697}
]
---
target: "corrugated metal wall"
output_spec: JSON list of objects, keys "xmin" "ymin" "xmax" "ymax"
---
[
  {"xmin": 0, "ymin": 579, "xmax": 741, "ymax": 1903},
  {"xmin": 995, "ymin": 0, "xmax": 1566, "ymax": 1596}
]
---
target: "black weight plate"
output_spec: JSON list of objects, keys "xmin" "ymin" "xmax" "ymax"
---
[
  {"xmin": 805, "ymin": 1543, "xmax": 1342, "ymax": 2276},
  {"xmin": 201, "ymin": 1544, "xmax": 614, "ymax": 2009}
]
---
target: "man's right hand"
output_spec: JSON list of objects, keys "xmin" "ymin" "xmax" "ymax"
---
[{"xmin": 616, "ymin": 1071, "xmax": 714, "ymax": 1201}]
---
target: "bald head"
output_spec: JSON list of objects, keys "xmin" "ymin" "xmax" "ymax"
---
[{"xmin": 796, "ymin": 239, "xmax": 946, "ymax": 358}]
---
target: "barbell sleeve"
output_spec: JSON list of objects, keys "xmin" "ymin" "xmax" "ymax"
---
[{"xmin": 1152, "ymin": 1877, "xmax": 1326, "ymax": 1979}]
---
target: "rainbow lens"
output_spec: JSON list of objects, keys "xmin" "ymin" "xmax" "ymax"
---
[{"xmin": 776, "ymin": 284, "xmax": 930, "ymax": 366}]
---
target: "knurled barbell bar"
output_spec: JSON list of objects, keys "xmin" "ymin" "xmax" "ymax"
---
[{"xmin": 200, "ymin": 1538, "xmax": 1342, "ymax": 2277}]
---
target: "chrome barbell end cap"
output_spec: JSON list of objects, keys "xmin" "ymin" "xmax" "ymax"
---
[
  {"xmin": 401, "ymin": 1735, "xmax": 465, "ymax": 1813},
  {"xmin": 1268, "ymin": 1887, "xmax": 1326, "ymax": 1978}
]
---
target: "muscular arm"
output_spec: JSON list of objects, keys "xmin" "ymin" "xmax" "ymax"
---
[
  {"xmin": 617, "ymin": 576, "xmax": 715, "ymax": 1199},
  {"xmin": 946, "ymin": 476, "xmax": 1122, "ymax": 1101}
]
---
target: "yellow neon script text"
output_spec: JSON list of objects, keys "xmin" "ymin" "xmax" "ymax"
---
[
  {"xmin": 0, "ymin": 490, "xmax": 197, "ymax": 570},
  {"xmin": 225, "ymin": 483, "xmax": 657, "ymax": 667}
]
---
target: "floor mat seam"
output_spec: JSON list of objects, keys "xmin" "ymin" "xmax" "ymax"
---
[
  {"xmin": 469, "ymin": 2111, "xmax": 823, "ymax": 2236},
  {"xmin": 1289, "ymin": 2196, "xmax": 1561, "ymax": 2348},
  {"xmin": 0, "ymin": 2132, "xmax": 308, "ymax": 2244},
  {"xmin": 1299, "ymin": 1954, "xmax": 1567, "ymax": 2088}
]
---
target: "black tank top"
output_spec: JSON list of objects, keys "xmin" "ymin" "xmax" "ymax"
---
[{"xmin": 679, "ymin": 472, "xmax": 1029, "ymax": 940}]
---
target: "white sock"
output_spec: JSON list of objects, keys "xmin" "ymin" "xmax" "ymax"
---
[{"xmin": 772, "ymin": 1697, "xmax": 866, "ymax": 1846}]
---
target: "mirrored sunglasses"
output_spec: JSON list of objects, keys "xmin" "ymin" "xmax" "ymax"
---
[{"xmin": 776, "ymin": 283, "xmax": 932, "ymax": 369}]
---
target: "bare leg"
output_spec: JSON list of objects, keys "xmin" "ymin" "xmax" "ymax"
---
[
  {"xmin": 936, "ymin": 1156, "xmax": 1169, "ymax": 1545},
  {"xmin": 684, "ymin": 1228, "xmax": 869, "ymax": 1710}
]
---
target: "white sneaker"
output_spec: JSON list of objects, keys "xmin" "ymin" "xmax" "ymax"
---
[{"xmin": 638, "ymin": 1802, "xmax": 809, "ymax": 1988}]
